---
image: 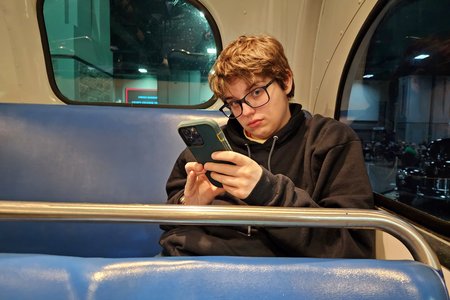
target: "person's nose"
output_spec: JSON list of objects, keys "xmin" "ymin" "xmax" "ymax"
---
[{"xmin": 241, "ymin": 102, "xmax": 255, "ymax": 116}]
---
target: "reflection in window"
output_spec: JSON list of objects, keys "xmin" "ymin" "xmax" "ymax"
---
[
  {"xmin": 43, "ymin": 0, "xmax": 220, "ymax": 106},
  {"xmin": 339, "ymin": 0, "xmax": 450, "ymax": 229}
]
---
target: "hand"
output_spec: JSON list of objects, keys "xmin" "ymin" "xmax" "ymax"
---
[
  {"xmin": 183, "ymin": 162, "xmax": 225, "ymax": 205},
  {"xmin": 205, "ymin": 151, "xmax": 263, "ymax": 199}
]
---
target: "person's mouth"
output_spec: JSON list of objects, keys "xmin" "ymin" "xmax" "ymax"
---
[{"xmin": 247, "ymin": 119, "xmax": 263, "ymax": 128}]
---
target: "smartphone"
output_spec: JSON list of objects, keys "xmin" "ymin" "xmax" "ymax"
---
[{"xmin": 177, "ymin": 119, "xmax": 232, "ymax": 187}]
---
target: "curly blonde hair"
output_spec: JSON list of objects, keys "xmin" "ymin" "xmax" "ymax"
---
[{"xmin": 209, "ymin": 34, "xmax": 294, "ymax": 100}]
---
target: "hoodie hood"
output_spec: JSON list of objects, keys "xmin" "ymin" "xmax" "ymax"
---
[
  {"xmin": 222, "ymin": 103, "xmax": 306, "ymax": 173},
  {"xmin": 223, "ymin": 103, "xmax": 305, "ymax": 152}
]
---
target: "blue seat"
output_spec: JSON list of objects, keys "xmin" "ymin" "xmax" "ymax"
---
[
  {"xmin": 0, "ymin": 254, "xmax": 447, "ymax": 300},
  {"xmin": 0, "ymin": 103, "xmax": 226, "ymax": 257}
]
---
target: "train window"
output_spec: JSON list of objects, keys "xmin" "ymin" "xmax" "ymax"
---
[
  {"xmin": 339, "ymin": 0, "xmax": 450, "ymax": 236},
  {"xmin": 40, "ymin": 0, "xmax": 221, "ymax": 106}
]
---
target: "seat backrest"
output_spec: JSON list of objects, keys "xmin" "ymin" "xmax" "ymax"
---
[{"xmin": 0, "ymin": 103, "xmax": 227, "ymax": 257}]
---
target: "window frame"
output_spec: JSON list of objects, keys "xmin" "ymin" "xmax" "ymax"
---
[
  {"xmin": 335, "ymin": 0, "xmax": 449, "ymax": 267},
  {"xmin": 37, "ymin": 0, "xmax": 222, "ymax": 108}
]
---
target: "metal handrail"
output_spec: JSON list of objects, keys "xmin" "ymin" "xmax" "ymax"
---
[{"xmin": 0, "ymin": 200, "xmax": 441, "ymax": 271}]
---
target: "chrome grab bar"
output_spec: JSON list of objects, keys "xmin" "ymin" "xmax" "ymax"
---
[{"xmin": 0, "ymin": 201, "xmax": 441, "ymax": 271}]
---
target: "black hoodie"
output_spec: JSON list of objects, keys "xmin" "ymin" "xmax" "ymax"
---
[{"xmin": 160, "ymin": 103, "xmax": 375, "ymax": 258}]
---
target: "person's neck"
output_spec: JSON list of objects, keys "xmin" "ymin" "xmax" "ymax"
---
[{"xmin": 244, "ymin": 129, "xmax": 266, "ymax": 144}]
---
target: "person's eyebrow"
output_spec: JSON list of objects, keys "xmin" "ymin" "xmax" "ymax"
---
[
  {"xmin": 250, "ymin": 80, "xmax": 267, "ymax": 90},
  {"xmin": 222, "ymin": 96, "xmax": 236, "ymax": 102},
  {"xmin": 222, "ymin": 80, "xmax": 266, "ymax": 102}
]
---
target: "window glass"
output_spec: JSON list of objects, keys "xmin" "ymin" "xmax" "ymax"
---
[
  {"xmin": 339, "ymin": 0, "xmax": 450, "ymax": 231},
  {"xmin": 42, "ymin": 0, "xmax": 220, "ymax": 106}
]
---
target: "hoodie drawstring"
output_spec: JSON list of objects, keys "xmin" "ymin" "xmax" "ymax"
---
[
  {"xmin": 242, "ymin": 136, "xmax": 278, "ymax": 237},
  {"xmin": 245, "ymin": 136, "xmax": 278, "ymax": 173},
  {"xmin": 244, "ymin": 143, "xmax": 252, "ymax": 159},
  {"xmin": 267, "ymin": 136, "xmax": 278, "ymax": 173}
]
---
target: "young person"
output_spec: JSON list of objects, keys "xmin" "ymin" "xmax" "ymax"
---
[{"xmin": 160, "ymin": 34, "xmax": 375, "ymax": 258}]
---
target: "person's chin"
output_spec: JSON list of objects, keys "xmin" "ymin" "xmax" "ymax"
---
[{"xmin": 250, "ymin": 129, "xmax": 270, "ymax": 140}]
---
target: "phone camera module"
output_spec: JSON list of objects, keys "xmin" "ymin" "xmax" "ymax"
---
[{"xmin": 181, "ymin": 127, "xmax": 204, "ymax": 146}]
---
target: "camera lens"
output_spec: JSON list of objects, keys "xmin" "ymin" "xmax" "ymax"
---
[
  {"xmin": 181, "ymin": 126, "xmax": 204, "ymax": 146},
  {"xmin": 182, "ymin": 128, "xmax": 192, "ymax": 141},
  {"xmin": 181, "ymin": 126, "xmax": 203, "ymax": 146}
]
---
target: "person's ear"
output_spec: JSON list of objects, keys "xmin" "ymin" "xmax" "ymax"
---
[{"xmin": 283, "ymin": 71, "xmax": 293, "ymax": 95}]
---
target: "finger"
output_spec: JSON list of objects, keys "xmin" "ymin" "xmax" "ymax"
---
[
  {"xmin": 185, "ymin": 162, "xmax": 196, "ymax": 173},
  {"xmin": 218, "ymin": 175, "xmax": 254, "ymax": 200},
  {"xmin": 184, "ymin": 170, "xmax": 197, "ymax": 196},
  {"xmin": 211, "ymin": 151, "xmax": 250, "ymax": 166},
  {"xmin": 185, "ymin": 162, "xmax": 205, "ymax": 174},
  {"xmin": 213, "ymin": 186, "xmax": 226, "ymax": 197},
  {"xmin": 219, "ymin": 181, "xmax": 247, "ymax": 199},
  {"xmin": 210, "ymin": 171, "xmax": 240, "ymax": 188},
  {"xmin": 204, "ymin": 161, "xmax": 236, "ymax": 175}
]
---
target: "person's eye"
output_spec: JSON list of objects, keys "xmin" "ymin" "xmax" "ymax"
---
[
  {"xmin": 251, "ymin": 87, "xmax": 264, "ymax": 97},
  {"xmin": 227, "ymin": 100, "xmax": 241, "ymax": 108}
]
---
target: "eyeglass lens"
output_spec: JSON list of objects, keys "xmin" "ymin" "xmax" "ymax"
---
[{"xmin": 220, "ymin": 81, "xmax": 273, "ymax": 119}]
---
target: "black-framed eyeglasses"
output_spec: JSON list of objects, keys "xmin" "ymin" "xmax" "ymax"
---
[{"xmin": 219, "ymin": 79, "xmax": 275, "ymax": 119}]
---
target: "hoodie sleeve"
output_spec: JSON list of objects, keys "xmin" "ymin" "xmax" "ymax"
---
[
  {"xmin": 242, "ymin": 121, "xmax": 375, "ymax": 258},
  {"xmin": 165, "ymin": 148, "xmax": 193, "ymax": 204}
]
